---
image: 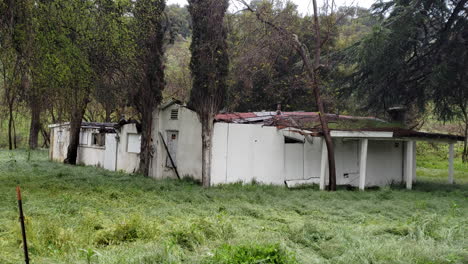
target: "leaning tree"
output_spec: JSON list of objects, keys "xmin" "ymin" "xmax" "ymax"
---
[
  {"xmin": 240, "ymin": 0, "xmax": 339, "ymax": 190},
  {"xmin": 188, "ymin": 0, "xmax": 229, "ymax": 187}
]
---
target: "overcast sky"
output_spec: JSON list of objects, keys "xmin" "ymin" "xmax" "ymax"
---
[{"xmin": 167, "ymin": 0, "xmax": 376, "ymax": 15}]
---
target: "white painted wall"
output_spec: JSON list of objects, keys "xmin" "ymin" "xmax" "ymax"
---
[
  {"xmin": 150, "ymin": 104, "xmax": 203, "ymax": 180},
  {"xmin": 115, "ymin": 124, "xmax": 140, "ymax": 173},
  {"xmin": 104, "ymin": 134, "xmax": 117, "ymax": 171},
  {"xmin": 211, "ymin": 123, "xmax": 324, "ymax": 185},
  {"xmin": 366, "ymin": 140, "xmax": 404, "ymax": 186},
  {"xmin": 49, "ymin": 124, "xmax": 140, "ymax": 173},
  {"xmin": 211, "ymin": 123, "xmax": 285, "ymax": 185},
  {"xmin": 48, "ymin": 106, "xmax": 409, "ymax": 188},
  {"xmin": 49, "ymin": 125, "xmax": 70, "ymax": 162},
  {"xmin": 211, "ymin": 123, "xmax": 406, "ymax": 187}
]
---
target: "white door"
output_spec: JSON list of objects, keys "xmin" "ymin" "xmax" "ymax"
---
[
  {"xmin": 285, "ymin": 143, "xmax": 304, "ymax": 180},
  {"xmin": 166, "ymin": 131, "xmax": 179, "ymax": 167},
  {"xmin": 104, "ymin": 134, "xmax": 117, "ymax": 171}
]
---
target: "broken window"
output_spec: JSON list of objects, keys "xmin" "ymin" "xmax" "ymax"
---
[{"xmin": 92, "ymin": 133, "xmax": 106, "ymax": 147}]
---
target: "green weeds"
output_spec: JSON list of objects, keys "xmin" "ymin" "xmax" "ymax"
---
[{"xmin": 0, "ymin": 149, "xmax": 467, "ymax": 263}]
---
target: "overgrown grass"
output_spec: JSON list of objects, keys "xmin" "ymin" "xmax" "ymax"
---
[
  {"xmin": 417, "ymin": 141, "xmax": 468, "ymax": 182},
  {"xmin": 0, "ymin": 149, "xmax": 467, "ymax": 263}
]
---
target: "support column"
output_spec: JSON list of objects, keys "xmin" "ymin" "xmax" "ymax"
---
[
  {"xmin": 405, "ymin": 141, "xmax": 414, "ymax": 190},
  {"xmin": 319, "ymin": 138, "xmax": 328, "ymax": 190},
  {"xmin": 448, "ymin": 143, "xmax": 454, "ymax": 184},
  {"xmin": 359, "ymin": 139, "xmax": 368, "ymax": 191}
]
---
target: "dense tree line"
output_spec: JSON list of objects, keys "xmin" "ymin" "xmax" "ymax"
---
[{"xmin": 0, "ymin": 0, "xmax": 466, "ymax": 176}]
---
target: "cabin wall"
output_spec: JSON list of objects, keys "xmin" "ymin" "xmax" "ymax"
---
[
  {"xmin": 75, "ymin": 128, "xmax": 103, "ymax": 167},
  {"xmin": 326, "ymin": 139, "xmax": 404, "ymax": 187},
  {"xmin": 366, "ymin": 140, "xmax": 404, "ymax": 186},
  {"xmin": 334, "ymin": 139, "xmax": 360, "ymax": 186},
  {"xmin": 211, "ymin": 123, "xmax": 324, "ymax": 185},
  {"xmin": 48, "ymin": 107, "xmax": 408, "ymax": 188},
  {"xmin": 151, "ymin": 105, "xmax": 202, "ymax": 181},
  {"xmin": 49, "ymin": 126, "xmax": 70, "ymax": 162},
  {"xmin": 49, "ymin": 124, "xmax": 140, "ymax": 173},
  {"xmin": 77, "ymin": 146, "xmax": 105, "ymax": 167},
  {"xmin": 211, "ymin": 123, "xmax": 284, "ymax": 185},
  {"xmin": 115, "ymin": 124, "xmax": 140, "ymax": 173},
  {"xmin": 212, "ymin": 124, "xmax": 406, "ymax": 187}
]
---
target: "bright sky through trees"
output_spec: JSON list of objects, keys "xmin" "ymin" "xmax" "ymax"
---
[{"xmin": 167, "ymin": 0, "xmax": 375, "ymax": 15}]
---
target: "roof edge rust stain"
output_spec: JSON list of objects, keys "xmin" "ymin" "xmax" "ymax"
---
[{"xmin": 214, "ymin": 112, "xmax": 465, "ymax": 142}]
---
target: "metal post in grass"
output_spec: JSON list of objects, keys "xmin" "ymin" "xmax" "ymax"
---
[{"xmin": 16, "ymin": 186, "xmax": 30, "ymax": 264}]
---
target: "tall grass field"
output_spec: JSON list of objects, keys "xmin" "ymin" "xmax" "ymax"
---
[{"xmin": 0, "ymin": 146, "xmax": 467, "ymax": 263}]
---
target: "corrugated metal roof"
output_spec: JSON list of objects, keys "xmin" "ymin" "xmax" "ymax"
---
[{"xmin": 214, "ymin": 112, "xmax": 464, "ymax": 142}]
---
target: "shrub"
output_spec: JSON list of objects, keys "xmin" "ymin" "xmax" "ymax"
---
[
  {"xmin": 203, "ymin": 243, "xmax": 298, "ymax": 264},
  {"xmin": 95, "ymin": 218, "xmax": 142, "ymax": 246},
  {"xmin": 288, "ymin": 222, "xmax": 333, "ymax": 247}
]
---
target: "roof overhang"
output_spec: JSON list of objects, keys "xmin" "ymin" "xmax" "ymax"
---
[
  {"xmin": 330, "ymin": 130, "xmax": 393, "ymax": 138},
  {"xmin": 48, "ymin": 122, "xmax": 70, "ymax": 129}
]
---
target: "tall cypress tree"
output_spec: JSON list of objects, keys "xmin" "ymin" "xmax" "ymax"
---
[
  {"xmin": 132, "ymin": 0, "xmax": 166, "ymax": 176},
  {"xmin": 188, "ymin": 0, "xmax": 229, "ymax": 187}
]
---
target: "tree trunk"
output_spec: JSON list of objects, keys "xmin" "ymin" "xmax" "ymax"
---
[
  {"xmin": 28, "ymin": 101, "xmax": 41, "ymax": 149},
  {"xmin": 41, "ymin": 126, "xmax": 50, "ymax": 148},
  {"xmin": 200, "ymin": 116, "xmax": 214, "ymax": 187},
  {"xmin": 104, "ymin": 107, "xmax": 112, "ymax": 123},
  {"xmin": 139, "ymin": 110, "xmax": 153, "ymax": 176},
  {"xmin": 13, "ymin": 114, "xmax": 17, "ymax": 149},
  {"xmin": 463, "ymin": 121, "xmax": 468, "ymax": 163},
  {"xmin": 241, "ymin": 0, "xmax": 337, "ymax": 190},
  {"xmin": 310, "ymin": 0, "xmax": 336, "ymax": 190},
  {"xmin": 8, "ymin": 103, "xmax": 13, "ymax": 150},
  {"xmin": 293, "ymin": 41, "xmax": 337, "ymax": 191},
  {"xmin": 64, "ymin": 104, "xmax": 87, "ymax": 165}
]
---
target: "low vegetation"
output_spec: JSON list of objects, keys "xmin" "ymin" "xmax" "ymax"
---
[{"xmin": 0, "ymin": 149, "xmax": 467, "ymax": 263}]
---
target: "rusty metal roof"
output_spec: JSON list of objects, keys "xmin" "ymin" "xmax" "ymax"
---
[{"xmin": 214, "ymin": 112, "xmax": 465, "ymax": 142}]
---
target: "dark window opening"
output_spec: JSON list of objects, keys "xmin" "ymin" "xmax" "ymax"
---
[
  {"xmin": 284, "ymin": 136, "xmax": 303, "ymax": 144},
  {"xmin": 92, "ymin": 133, "xmax": 106, "ymax": 147}
]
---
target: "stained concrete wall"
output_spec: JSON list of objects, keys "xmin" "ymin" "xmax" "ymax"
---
[{"xmin": 49, "ymin": 125, "xmax": 70, "ymax": 162}]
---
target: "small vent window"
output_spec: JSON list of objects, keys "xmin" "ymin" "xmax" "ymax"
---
[{"xmin": 170, "ymin": 109, "xmax": 179, "ymax": 120}]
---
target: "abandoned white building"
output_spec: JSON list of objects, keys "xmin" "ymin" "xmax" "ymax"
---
[
  {"xmin": 49, "ymin": 101, "xmax": 464, "ymax": 190},
  {"xmin": 49, "ymin": 121, "xmax": 141, "ymax": 173}
]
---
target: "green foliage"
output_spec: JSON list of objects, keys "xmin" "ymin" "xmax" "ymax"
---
[
  {"xmin": 188, "ymin": 0, "xmax": 229, "ymax": 116},
  {"xmin": 166, "ymin": 4, "xmax": 191, "ymax": 41},
  {"xmin": 203, "ymin": 244, "xmax": 298, "ymax": 264},
  {"xmin": 417, "ymin": 141, "xmax": 468, "ymax": 172},
  {"xmin": 226, "ymin": 1, "xmax": 314, "ymax": 112},
  {"xmin": 344, "ymin": 0, "xmax": 467, "ymax": 122},
  {"xmin": 0, "ymin": 150, "xmax": 467, "ymax": 263}
]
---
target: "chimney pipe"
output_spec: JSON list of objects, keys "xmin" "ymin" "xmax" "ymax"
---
[
  {"xmin": 387, "ymin": 106, "xmax": 407, "ymax": 126},
  {"xmin": 276, "ymin": 103, "xmax": 282, "ymax": 115}
]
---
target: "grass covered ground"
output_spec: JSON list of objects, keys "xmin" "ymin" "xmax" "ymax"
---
[{"xmin": 0, "ymin": 149, "xmax": 467, "ymax": 264}]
